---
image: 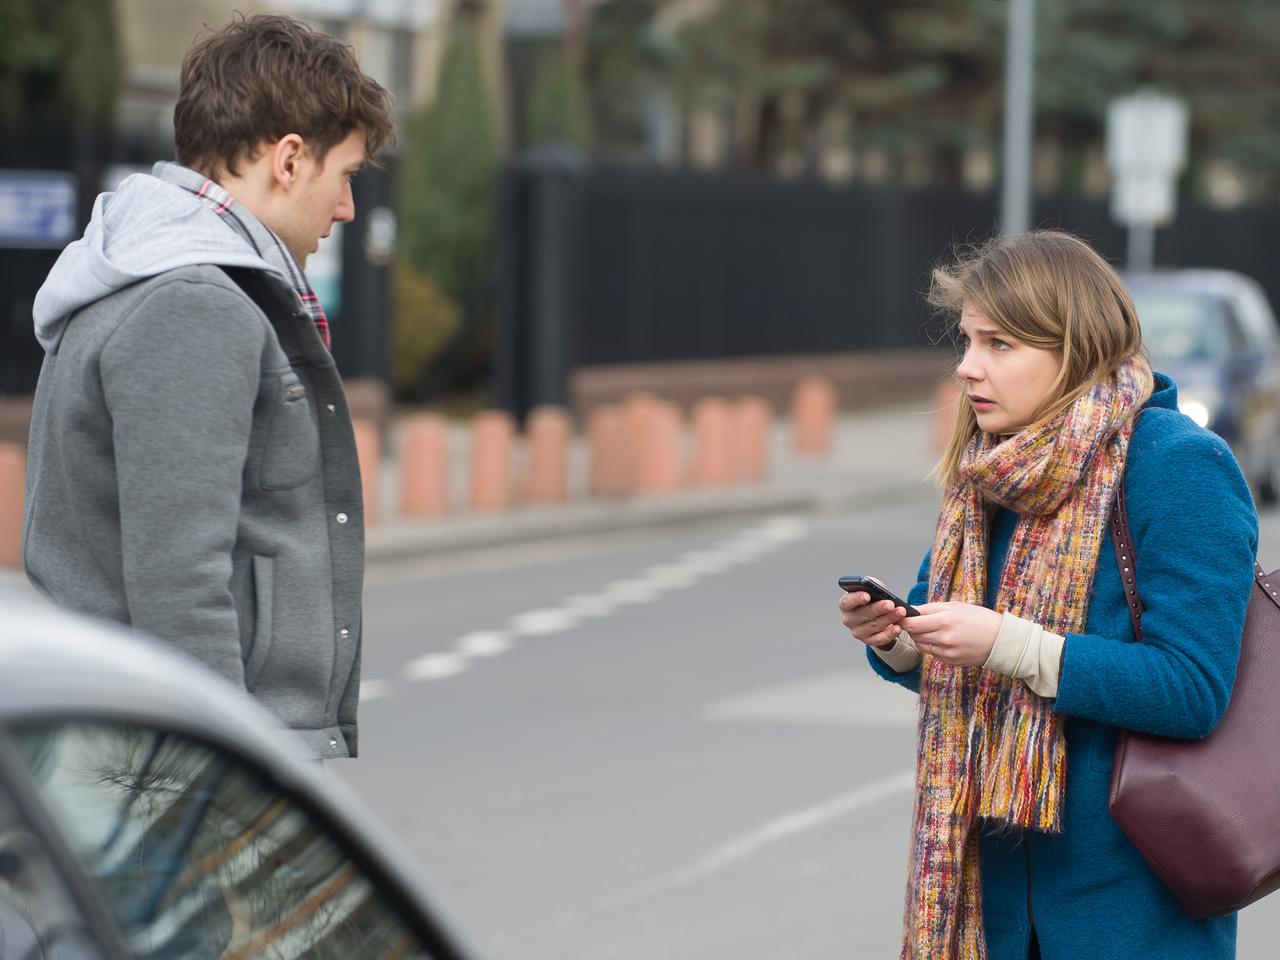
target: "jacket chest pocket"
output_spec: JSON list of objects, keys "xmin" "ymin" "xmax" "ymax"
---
[{"xmin": 259, "ymin": 369, "xmax": 320, "ymax": 490}]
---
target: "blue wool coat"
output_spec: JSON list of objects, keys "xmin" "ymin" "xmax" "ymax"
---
[{"xmin": 868, "ymin": 374, "xmax": 1258, "ymax": 960}]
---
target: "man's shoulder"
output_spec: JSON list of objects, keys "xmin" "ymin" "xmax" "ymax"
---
[
  {"xmin": 131, "ymin": 264, "xmax": 266, "ymax": 310},
  {"xmin": 86, "ymin": 264, "xmax": 277, "ymax": 361},
  {"xmin": 105, "ymin": 265, "xmax": 273, "ymax": 336}
]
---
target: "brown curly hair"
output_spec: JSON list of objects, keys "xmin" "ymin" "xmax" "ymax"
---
[{"xmin": 174, "ymin": 13, "xmax": 395, "ymax": 179}]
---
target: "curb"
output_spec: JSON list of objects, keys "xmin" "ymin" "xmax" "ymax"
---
[
  {"xmin": 0, "ymin": 480, "xmax": 935, "ymax": 575},
  {"xmin": 365, "ymin": 478, "xmax": 932, "ymax": 563}
]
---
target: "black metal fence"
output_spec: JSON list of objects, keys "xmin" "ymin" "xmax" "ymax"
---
[{"xmin": 498, "ymin": 153, "xmax": 1280, "ymax": 420}]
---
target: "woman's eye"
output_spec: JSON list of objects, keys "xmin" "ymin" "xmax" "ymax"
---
[{"xmin": 991, "ymin": 339, "xmax": 1011, "ymax": 351}]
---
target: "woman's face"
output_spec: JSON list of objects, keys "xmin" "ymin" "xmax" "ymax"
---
[{"xmin": 956, "ymin": 301, "xmax": 1063, "ymax": 435}]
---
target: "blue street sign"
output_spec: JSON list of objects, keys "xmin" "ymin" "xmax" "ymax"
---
[{"xmin": 0, "ymin": 171, "xmax": 78, "ymax": 249}]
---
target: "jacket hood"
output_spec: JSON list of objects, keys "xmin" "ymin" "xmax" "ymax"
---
[{"xmin": 32, "ymin": 171, "xmax": 281, "ymax": 351}]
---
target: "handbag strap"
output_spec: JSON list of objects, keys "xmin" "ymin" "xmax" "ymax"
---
[
  {"xmin": 1109, "ymin": 485, "xmax": 1146, "ymax": 642},
  {"xmin": 1109, "ymin": 484, "xmax": 1273, "ymax": 643}
]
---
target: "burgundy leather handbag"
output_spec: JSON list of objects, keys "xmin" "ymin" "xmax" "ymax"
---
[{"xmin": 1107, "ymin": 485, "xmax": 1280, "ymax": 919}]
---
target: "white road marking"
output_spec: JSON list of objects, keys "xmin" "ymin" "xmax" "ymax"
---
[
  {"xmin": 607, "ymin": 770, "xmax": 915, "ymax": 908},
  {"xmin": 599, "ymin": 579, "xmax": 664, "ymax": 605},
  {"xmin": 397, "ymin": 514, "xmax": 813, "ymax": 689},
  {"xmin": 456, "ymin": 630, "xmax": 513, "ymax": 658},
  {"xmin": 403, "ymin": 653, "xmax": 470, "ymax": 681},
  {"xmin": 359, "ymin": 680, "xmax": 391, "ymax": 702},
  {"xmin": 509, "ymin": 608, "xmax": 579, "ymax": 636},
  {"xmin": 639, "ymin": 563, "xmax": 701, "ymax": 589},
  {"xmin": 560, "ymin": 593, "xmax": 620, "ymax": 618}
]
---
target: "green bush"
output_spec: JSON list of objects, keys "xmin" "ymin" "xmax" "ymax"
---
[
  {"xmin": 390, "ymin": 261, "xmax": 461, "ymax": 400},
  {"xmin": 394, "ymin": 17, "xmax": 499, "ymax": 398},
  {"xmin": 528, "ymin": 45, "xmax": 594, "ymax": 150}
]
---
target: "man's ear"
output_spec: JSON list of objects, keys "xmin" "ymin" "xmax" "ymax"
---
[{"xmin": 268, "ymin": 134, "xmax": 306, "ymax": 190}]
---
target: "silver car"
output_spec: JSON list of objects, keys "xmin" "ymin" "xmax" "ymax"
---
[
  {"xmin": 1127, "ymin": 268, "xmax": 1280, "ymax": 504},
  {"xmin": 0, "ymin": 582, "xmax": 476, "ymax": 959}
]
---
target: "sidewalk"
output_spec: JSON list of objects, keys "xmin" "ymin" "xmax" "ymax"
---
[{"xmin": 365, "ymin": 400, "xmax": 942, "ymax": 563}]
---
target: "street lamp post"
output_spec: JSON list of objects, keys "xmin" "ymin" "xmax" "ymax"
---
[{"xmin": 1000, "ymin": 0, "xmax": 1036, "ymax": 237}]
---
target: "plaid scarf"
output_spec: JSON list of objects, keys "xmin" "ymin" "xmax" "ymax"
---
[
  {"xmin": 901, "ymin": 356, "xmax": 1152, "ymax": 959},
  {"xmin": 152, "ymin": 161, "xmax": 331, "ymax": 350}
]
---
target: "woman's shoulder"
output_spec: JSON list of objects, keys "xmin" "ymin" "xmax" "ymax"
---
[
  {"xmin": 1130, "ymin": 405, "xmax": 1233, "ymax": 463},
  {"xmin": 1126, "ymin": 406, "xmax": 1251, "ymax": 505}
]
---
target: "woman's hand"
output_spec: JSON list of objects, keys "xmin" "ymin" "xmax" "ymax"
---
[
  {"xmin": 838, "ymin": 583, "xmax": 909, "ymax": 649},
  {"xmin": 908, "ymin": 602, "xmax": 1002, "ymax": 667}
]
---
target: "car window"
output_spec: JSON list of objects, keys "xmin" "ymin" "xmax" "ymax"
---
[
  {"xmin": 8, "ymin": 721, "xmax": 436, "ymax": 960},
  {"xmin": 1132, "ymin": 291, "xmax": 1245, "ymax": 362},
  {"xmin": 0, "ymin": 756, "xmax": 108, "ymax": 959}
]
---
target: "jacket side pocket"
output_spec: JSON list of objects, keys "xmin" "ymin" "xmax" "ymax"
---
[{"xmin": 245, "ymin": 555, "xmax": 274, "ymax": 687}]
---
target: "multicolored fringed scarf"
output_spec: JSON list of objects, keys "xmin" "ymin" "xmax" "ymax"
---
[{"xmin": 900, "ymin": 356, "xmax": 1152, "ymax": 959}]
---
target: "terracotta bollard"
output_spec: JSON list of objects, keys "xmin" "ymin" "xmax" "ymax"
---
[
  {"xmin": 399, "ymin": 413, "xmax": 450, "ymax": 517},
  {"xmin": 352, "ymin": 419, "xmax": 381, "ymax": 526},
  {"xmin": 525, "ymin": 406, "xmax": 572, "ymax": 504},
  {"xmin": 469, "ymin": 410, "xmax": 516, "ymax": 511},
  {"xmin": 731, "ymin": 395, "xmax": 772, "ymax": 483},
  {"xmin": 634, "ymin": 400, "xmax": 684, "ymax": 494},
  {"xmin": 691, "ymin": 397, "xmax": 733, "ymax": 488},
  {"xmin": 587, "ymin": 405, "xmax": 629, "ymax": 498},
  {"xmin": 0, "ymin": 443, "xmax": 24, "ymax": 569},
  {"xmin": 790, "ymin": 374, "xmax": 837, "ymax": 455},
  {"xmin": 932, "ymin": 376, "xmax": 963, "ymax": 454},
  {"xmin": 621, "ymin": 392, "xmax": 660, "ymax": 491}
]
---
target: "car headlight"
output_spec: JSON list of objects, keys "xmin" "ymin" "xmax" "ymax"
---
[{"xmin": 1179, "ymin": 398, "xmax": 1213, "ymax": 428}]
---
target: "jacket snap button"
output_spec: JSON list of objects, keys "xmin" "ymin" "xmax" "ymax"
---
[
  {"xmin": 339, "ymin": 627, "xmax": 350, "ymax": 639},
  {"xmin": 329, "ymin": 739, "xmax": 338, "ymax": 748},
  {"xmin": 326, "ymin": 403, "xmax": 336, "ymax": 414},
  {"xmin": 336, "ymin": 513, "xmax": 348, "ymax": 524}
]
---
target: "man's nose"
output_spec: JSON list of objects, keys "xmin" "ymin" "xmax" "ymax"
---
[{"xmin": 334, "ymin": 183, "xmax": 355, "ymax": 223}]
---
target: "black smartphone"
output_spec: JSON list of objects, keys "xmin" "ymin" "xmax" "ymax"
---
[{"xmin": 838, "ymin": 576, "xmax": 921, "ymax": 617}]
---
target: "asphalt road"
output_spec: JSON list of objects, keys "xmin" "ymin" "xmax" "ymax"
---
[{"xmin": 341, "ymin": 492, "xmax": 1280, "ymax": 960}]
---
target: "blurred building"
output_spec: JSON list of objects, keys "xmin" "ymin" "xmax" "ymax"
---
[{"xmin": 113, "ymin": 0, "xmax": 510, "ymax": 149}]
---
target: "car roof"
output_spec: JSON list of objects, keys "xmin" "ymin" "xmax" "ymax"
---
[
  {"xmin": 3, "ymin": 581, "xmax": 474, "ymax": 956},
  {"xmin": 1123, "ymin": 267, "xmax": 1266, "ymax": 301},
  {"xmin": 1, "ymin": 582, "xmax": 296, "ymax": 739}
]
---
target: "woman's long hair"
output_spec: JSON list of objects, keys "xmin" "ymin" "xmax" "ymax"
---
[{"xmin": 931, "ymin": 229, "xmax": 1152, "ymax": 488}]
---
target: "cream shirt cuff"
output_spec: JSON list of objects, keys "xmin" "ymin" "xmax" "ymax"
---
[
  {"xmin": 983, "ymin": 612, "xmax": 1065, "ymax": 699},
  {"xmin": 872, "ymin": 631, "xmax": 923, "ymax": 673}
]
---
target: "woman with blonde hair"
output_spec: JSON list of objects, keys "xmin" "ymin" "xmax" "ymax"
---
[{"xmin": 839, "ymin": 229, "xmax": 1256, "ymax": 959}]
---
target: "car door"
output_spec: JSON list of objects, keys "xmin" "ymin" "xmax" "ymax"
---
[{"xmin": 0, "ymin": 718, "xmax": 474, "ymax": 960}]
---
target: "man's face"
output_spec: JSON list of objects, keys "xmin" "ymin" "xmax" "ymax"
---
[{"xmin": 276, "ymin": 127, "xmax": 365, "ymax": 268}]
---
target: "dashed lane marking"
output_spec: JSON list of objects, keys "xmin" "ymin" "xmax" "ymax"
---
[
  {"xmin": 401, "ymin": 514, "xmax": 812, "ymax": 687},
  {"xmin": 403, "ymin": 652, "xmax": 470, "ymax": 681},
  {"xmin": 455, "ymin": 630, "xmax": 513, "ymax": 657}
]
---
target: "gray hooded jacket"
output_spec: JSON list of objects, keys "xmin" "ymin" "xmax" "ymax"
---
[{"xmin": 24, "ymin": 168, "xmax": 364, "ymax": 759}]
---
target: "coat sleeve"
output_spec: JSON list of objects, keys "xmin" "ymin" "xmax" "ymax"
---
[
  {"xmin": 99, "ymin": 275, "xmax": 265, "ymax": 688},
  {"xmin": 1054, "ymin": 430, "xmax": 1257, "ymax": 739},
  {"xmin": 864, "ymin": 548, "xmax": 932, "ymax": 693}
]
